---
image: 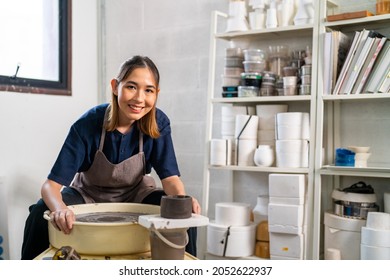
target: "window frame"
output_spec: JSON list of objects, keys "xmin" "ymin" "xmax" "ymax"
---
[{"xmin": 0, "ymin": 0, "xmax": 72, "ymax": 96}]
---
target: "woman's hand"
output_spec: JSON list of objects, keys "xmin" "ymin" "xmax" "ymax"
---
[
  {"xmin": 161, "ymin": 175, "xmax": 202, "ymax": 215},
  {"xmin": 41, "ymin": 179, "xmax": 75, "ymax": 234},
  {"xmin": 49, "ymin": 208, "xmax": 75, "ymax": 234},
  {"xmin": 191, "ymin": 197, "xmax": 201, "ymax": 214}
]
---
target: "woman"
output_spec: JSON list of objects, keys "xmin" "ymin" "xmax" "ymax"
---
[{"xmin": 21, "ymin": 55, "xmax": 201, "ymax": 260}]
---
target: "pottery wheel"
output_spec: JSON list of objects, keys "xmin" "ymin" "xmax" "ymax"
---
[{"xmin": 75, "ymin": 212, "xmax": 144, "ymax": 223}]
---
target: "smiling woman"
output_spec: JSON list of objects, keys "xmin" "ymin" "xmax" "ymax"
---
[{"xmin": 0, "ymin": 0, "xmax": 71, "ymax": 95}]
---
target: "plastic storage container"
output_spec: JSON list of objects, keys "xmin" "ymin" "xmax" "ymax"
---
[
  {"xmin": 243, "ymin": 49, "xmax": 267, "ymax": 61},
  {"xmin": 207, "ymin": 222, "xmax": 256, "ymax": 257}
]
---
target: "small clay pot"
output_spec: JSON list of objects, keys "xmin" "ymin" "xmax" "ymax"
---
[{"xmin": 160, "ymin": 195, "xmax": 192, "ymax": 219}]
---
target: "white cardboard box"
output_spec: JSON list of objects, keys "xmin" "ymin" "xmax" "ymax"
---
[
  {"xmin": 268, "ymin": 203, "xmax": 305, "ymax": 234},
  {"xmin": 269, "ymin": 174, "xmax": 306, "ymax": 202},
  {"xmin": 269, "ymin": 196, "xmax": 303, "ymax": 205},
  {"xmin": 268, "ymin": 224, "xmax": 306, "ymax": 235},
  {"xmin": 269, "ymin": 232, "xmax": 304, "ymax": 259}
]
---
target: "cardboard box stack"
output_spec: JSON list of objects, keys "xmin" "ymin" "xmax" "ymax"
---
[{"xmin": 268, "ymin": 174, "xmax": 307, "ymax": 260}]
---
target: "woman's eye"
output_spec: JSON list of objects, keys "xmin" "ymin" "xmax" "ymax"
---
[
  {"xmin": 127, "ymin": 85, "xmax": 136, "ymax": 90},
  {"xmin": 145, "ymin": 89, "xmax": 155, "ymax": 95}
]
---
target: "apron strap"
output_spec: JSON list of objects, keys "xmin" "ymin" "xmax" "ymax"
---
[
  {"xmin": 139, "ymin": 129, "xmax": 143, "ymax": 153},
  {"xmin": 98, "ymin": 108, "xmax": 109, "ymax": 151}
]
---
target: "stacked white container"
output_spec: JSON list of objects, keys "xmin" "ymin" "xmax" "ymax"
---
[
  {"xmin": 209, "ymin": 105, "xmax": 256, "ymax": 166},
  {"xmin": 275, "ymin": 112, "xmax": 310, "ymax": 168},
  {"xmin": 235, "ymin": 114, "xmax": 259, "ymax": 166},
  {"xmin": 324, "ymin": 212, "xmax": 366, "ymax": 260},
  {"xmin": 268, "ymin": 174, "xmax": 307, "ymax": 260},
  {"xmin": 255, "ymin": 104, "xmax": 288, "ymax": 148},
  {"xmin": 207, "ymin": 202, "xmax": 256, "ymax": 258},
  {"xmin": 361, "ymin": 212, "xmax": 390, "ymax": 260}
]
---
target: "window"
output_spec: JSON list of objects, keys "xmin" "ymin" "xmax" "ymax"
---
[{"xmin": 0, "ymin": 0, "xmax": 72, "ymax": 95}]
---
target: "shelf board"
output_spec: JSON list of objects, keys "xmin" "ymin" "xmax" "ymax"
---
[
  {"xmin": 322, "ymin": 93, "xmax": 390, "ymax": 101},
  {"xmin": 208, "ymin": 165, "xmax": 309, "ymax": 174},
  {"xmin": 323, "ymin": 13, "xmax": 390, "ymax": 28},
  {"xmin": 212, "ymin": 95, "xmax": 312, "ymax": 103},
  {"xmin": 321, "ymin": 164, "xmax": 390, "ymax": 178},
  {"xmin": 215, "ymin": 25, "xmax": 314, "ymax": 40}
]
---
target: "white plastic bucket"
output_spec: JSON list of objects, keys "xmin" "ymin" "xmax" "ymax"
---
[
  {"xmin": 207, "ymin": 221, "xmax": 256, "ymax": 257},
  {"xmin": 324, "ymin": 211, "xmax": 366, "ymax": 260}
]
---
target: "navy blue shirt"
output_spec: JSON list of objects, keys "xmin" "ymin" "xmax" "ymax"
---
[{"xmin": 48, "ymin": 103, "xmax": 180, "ymax": 186}]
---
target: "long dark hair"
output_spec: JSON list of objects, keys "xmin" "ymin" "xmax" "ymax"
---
[{"xmin": 105, "ymin": 56, "xmax": 160, "ymax": 138}]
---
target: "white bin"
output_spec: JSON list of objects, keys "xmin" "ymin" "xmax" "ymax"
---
[
  {"xmin": 324, "ymin": 211, "xmax": 366, "ymax": 260},
  {"xmin": 207, "ymin": 221, "xmax": 256, "ymax": 257}
]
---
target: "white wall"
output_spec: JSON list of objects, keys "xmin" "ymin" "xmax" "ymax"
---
[
  {"xmin": 102, "ymin": 0, "xmax": 228, "ymax": 207},
  {"xmin": 0, "ymin": 0, "xmax": 99, "ymax": 259}
]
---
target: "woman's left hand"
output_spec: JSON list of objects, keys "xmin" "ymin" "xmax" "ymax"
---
[
  {"xmin": 191, "ymin": 197, "xmax": 201, "ymax": 214},
  {"xmin": 161, "ymin": 175, "xmax": 202, "ymax": 214}
]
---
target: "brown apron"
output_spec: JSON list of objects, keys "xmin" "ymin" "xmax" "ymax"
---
[{"xmin": 70, "ymin": 114, "xmax": 157, "ymax": 204}]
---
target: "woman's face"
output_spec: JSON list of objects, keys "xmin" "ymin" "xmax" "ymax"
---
[{"xmin": 112, "ymin": 67, "xmax": 159, "ymax": 128}]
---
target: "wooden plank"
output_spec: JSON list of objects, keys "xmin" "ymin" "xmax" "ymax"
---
[{"xmin": 327, "ymin": 10, "xmax": 374, "ymax": 22}]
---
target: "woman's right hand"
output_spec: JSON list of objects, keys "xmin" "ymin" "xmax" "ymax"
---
[
  {"xmin": 49, "ymin": 208, "xmax": 75, "ymax": 234},
  {"xmin": 41, "ymin": 179, "xmax": 75, "ymax": 234}
]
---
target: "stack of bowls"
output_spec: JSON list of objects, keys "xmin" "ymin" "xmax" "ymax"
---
[{"xmin": 348, "ymin": 146, "xmax": 371, "ymax": 167}]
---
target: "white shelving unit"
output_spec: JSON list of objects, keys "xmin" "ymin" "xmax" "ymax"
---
[
  {"xmin": 313, "ymin": 1, "xmax": 390, "ymax": 259},
  {"xmin": 201, "ymin": 1, "xmax": 390, "ymax": 260},
  {"xmin": 200, "ymin": 2, "xmax": 321, "ymax": 260}
]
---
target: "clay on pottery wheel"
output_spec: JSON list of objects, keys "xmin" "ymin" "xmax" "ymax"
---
[
  {"xmin": 160, "ymin": 195, "xmax": 192, "ymax": 219},
  {"xmin": 75, "ymin": 212, "xmax": 143, "ymax": 223}
]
